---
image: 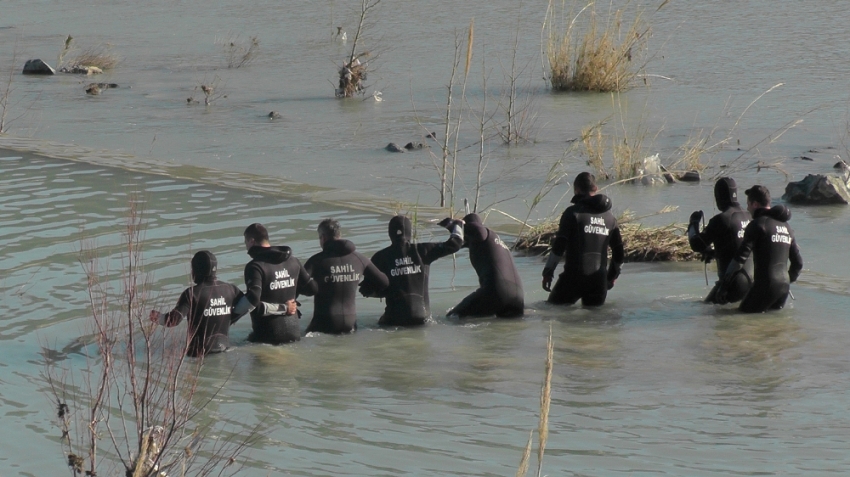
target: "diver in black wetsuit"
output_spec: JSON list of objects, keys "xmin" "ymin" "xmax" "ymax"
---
[
  {"xmin": 542, "ymin": 172, "xmax": 624, "ymax": 307},
  {"xmin": 363, "ymin": 215, "xmax": 463, "ymax": 326},
  {"xmin": 243, "ymin": 223, "xmax": 317, "ymax": 344},
  {"xmin": 447, "ymin": 213, "xmax": 524, "ymax": 318},
  {"xmin": 719, "ymin": 185, "xmax": 803, "ymax": 313},
  {"xmin": 687, "ymin": 177, "xmax": 753, "ymax": 304},
  {"xmin": 304, "ymin": 218, "xmax": 389, "ymax": 334},
  {"xmin": 150, "ymin": 251, "xmax": 250, "ymax": 357}
]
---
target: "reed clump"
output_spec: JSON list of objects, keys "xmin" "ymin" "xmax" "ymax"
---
[
  {"xmin": 544, "ymin": 0, "xmax": 650, "ymax": 92},
  {"xmin": 69, "ymin": 45, "xmax": 120, "ymax": 70},
  {"xmin": 515, "ymin": 217, "xmax": 699, "ymax": 262}
]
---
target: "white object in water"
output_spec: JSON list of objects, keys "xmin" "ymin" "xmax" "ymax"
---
[{"xmin": 372, "ymin": 91, "xmax": 383, "ymax": 102}]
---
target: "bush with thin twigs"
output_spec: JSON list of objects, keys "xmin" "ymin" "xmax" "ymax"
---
[
  {"xmin": 544, "ymin": 0, "xmax": 650, "ymax": 93},
  {"xmin": 215, "ymin": 33, "xmax": 260, "ymax": 69},
  {"xmin": 43, "ymin": 197, "xmax": 259, "ymax": 477}
]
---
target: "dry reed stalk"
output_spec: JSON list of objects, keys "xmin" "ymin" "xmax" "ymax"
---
[
  {"xmin": 515, "ymin": 430, "xmax": 533, "ymax": 477},
  {"xmin": 582, "ymin": 122, "xmax": 607, "ymax": 177},
  {"xmin": 536, "ymin": 326, "xmax": 554, "ymax": 477}
]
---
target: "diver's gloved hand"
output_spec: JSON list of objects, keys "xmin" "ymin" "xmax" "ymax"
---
[
  {"xmin": 689, "ymin": 210, "xmax": 703, "ymax": 226},
  {"xmin": 359, "ymin": 280, "xmax": 377, "ymax": 297},
  {"xmin": 789, "ymin": 268, "xmax": 800, "ymax": 283},
  {"xmin": 438, "ymin": 217, "xmax": 462, "ymax": 229},
  {"xmin": 542, "ymin": 267, "xmax": 554, "ymax": 292},
  {"xmin": 607, "ymin": 262, "xmax": 622, "ymax": 290},
  {"xmin": 702, "ymin": 248, "xmax": 715, "ymax": 264}
]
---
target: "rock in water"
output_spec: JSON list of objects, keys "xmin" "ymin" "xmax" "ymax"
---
[
  {"xmin": 22, "ymin": 59, "xmax": 55, "ymax": 75},
  {"xmin": 385, "ymin": 143, "xmax": 405, "ymax": 153},
  {"xmin": 782, "ymin": 174, "xmax": 850, "ymax": 205}
]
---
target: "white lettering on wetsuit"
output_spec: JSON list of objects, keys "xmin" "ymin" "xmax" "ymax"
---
[
  {"xmin": 771, "ymin": 225, "xmax": 791, "ymax": 244},
  {"xmin": 737, "ymin": 219, "xmax": 750, "ymax": 238},
  {"xmin": 204, "ymin": 296, "xmax": 231, "ymax": 317},
  {"xmin": 391, "ymin": 264, "xmax": 422, "ymax": 277},
  {"xmin": 269, "ymin": 269, "xmax": 295, "ymax": 290},
  {"xmin": 584, "ymin": 217, "xmax": 609, "ymax": 236},
  {"xmin": 325, "ymin": 263, "xmax": 360, "ymax": 283}
]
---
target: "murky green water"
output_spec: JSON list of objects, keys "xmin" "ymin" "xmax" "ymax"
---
[{"xmin": 1, "ymin": 1, "xmax": 850, "ymax": 475}]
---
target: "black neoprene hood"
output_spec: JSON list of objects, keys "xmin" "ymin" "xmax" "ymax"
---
[
  {"xmin": 191, "ymin": 250, "xmax": 217, "ymax": 284},
  {"xmin": 714, "ymin": 177, "xmax": 739, "ymax": 211},
  {"xmin": 388, "ymin": 215, "xmax": 412, "ymax": 243}
]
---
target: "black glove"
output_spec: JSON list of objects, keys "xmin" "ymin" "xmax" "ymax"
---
[
  {"xmin": 702, "ymin": 248, "xmax": 715, "ymax": 264},
  {"xmin": 359, "ymin": 281, "xmax": 376, "ymax": 297},
  {"xmin": 438, "ymin": 217, "xmax": 457, "ymax": 229},
  {"xmin": 542, "ymin": 267, "xmax": 555, "ymax": 292},
  {"xmin": 689, "ymin": 210, "xmax": 703, "ymax": 227},
  {"xmin": 789, "ymin": 269, "xmax": 800, "ymax": 283},
  {"xmin": 607, "ymin": 262, "xmax": 621, "ymax": 290}
]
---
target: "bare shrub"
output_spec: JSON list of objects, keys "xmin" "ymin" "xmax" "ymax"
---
[
  {"xmin": 43, "ymin": 197, "xmax": 258, "ymax": 477},
  {"xmin": 215, "ymin": 33, "xmax": 260, "ymax": 69},
  {"xmin": 336, "ymin": 0, "xmax": 382, "ymax": 98}
]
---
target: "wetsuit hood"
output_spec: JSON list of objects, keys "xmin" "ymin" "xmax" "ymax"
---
[
  {"xmin": 463, "ymin": 213, "xmax": 482, "ymax": 224},
  {"xmin": 757, "ymin": 204, "xmax": 791, "ymax": 222},
  {"xmin": 571, "ymin": 193, "xmax": 612, "ymax": 213},
  {"xmin": 388, "ymin": 215, "xmax": 412, "ymax": 244},
  {"xmin": 247, "ymin": 245, "xmax": 292, "ymax": 264},
  {"xmin": 191, "ymin": 250, "xmax": 217, "ymax": 284},
  {"xmin": 714, "ymin": 177, "xmax": 739, "ymax": 211},
  {"xmin": 322, "ymin": 238, "xmax": 356, "ymax": 256}
]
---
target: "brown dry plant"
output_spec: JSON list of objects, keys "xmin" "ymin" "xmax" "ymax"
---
[
  {"xmin": 544, "ymin": 0, "xmax": 651, "ymax": 92},
  {"xmin": 43, "ymin": 197, "xmax": 259, "ymax": 477}
]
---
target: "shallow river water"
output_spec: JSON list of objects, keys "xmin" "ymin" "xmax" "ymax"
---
[{"xmin": 2, "ymin": 1, "xmax": 850, "ymax": 476}]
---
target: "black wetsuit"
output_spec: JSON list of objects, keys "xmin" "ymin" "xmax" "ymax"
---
[
  {"xmin": 688, "ymin": 181, "xmax": 753, "ymax": 303},
  {"xmin": 367, "ymin": 216, "xmax": 463, "ymax": 326},
  {"xmin": 449, "ymin": 214, "xmax": 524, "ymax": 318},
  {"xmin": 165, "ymin": 279, "xmax": 246, "ymax": 357},
  {"xmin": 546, "ymin": 194, "xmax": 624, "ymax": 306},
  {"xmin": 729, "ymin": 205, "xmax": 803, "ymax": 313},
  {"xmin": 244, "ymin": 245, "xmax": 317, "ymax": 344},
  {"xmin": 304, "ymin": 238, "xmax": 389, "ymax": 333}
]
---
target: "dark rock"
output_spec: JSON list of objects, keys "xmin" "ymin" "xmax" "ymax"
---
[
  {"xmin": 426, "ymin": 131, "xmax": 437, "ymax": 139},
  {"xmin": 677, "ymin": 170, "xmax": 701, "ymax": 182},
  {"xmin": 85, "ymin": 83, "xmax": 118, "ymax": 95},
  {"xmin": 782, "ymin": 174, "xmax": 850, "ymax": 205},
  {"xmin": 834, "ymin": 160, "xmax": 849, "ymax": 171},
  {"xmin": 404, "ymin": 142, "xmax": 425, "ymax": 150},
  {"xmin": 385, "ymin": 143, "xmax": 405, "ymax": 153},
  {"xmin": 22, "ymin": 59, "xmax": 55, "ymax": 75},
  {"xmin": 799, "ymin": 156, "xmax": 814, "ymax": 161},
  {"xmin": 268, "ymin": 111, "xmax": 282, "ymax": 119}
]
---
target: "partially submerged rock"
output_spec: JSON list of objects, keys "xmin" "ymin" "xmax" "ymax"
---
[
  {"xmin": 85, "ymin": 83, "xmax": 118, "ymax": 95},
  {"xmin": 385, "ymin": 143, "xmax": 405, "ymax": 153},
  {"xmin": 631, "ymin": 154, "xmax": 670, "ymax": 185},
  {"xmin": 782, "ymin": 173, "xmax": 850, "ymax": 205},
  {"xmin": 22, "ymin": 59, "xmax": 55, "ymax": 75},
  {"xmin": 404, "ymin": 142, "xmax": 425, "ymax": 150}
]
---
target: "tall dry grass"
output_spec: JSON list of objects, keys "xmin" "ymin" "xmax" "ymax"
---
[{"xmin": 544, "ymin": 0, "xmax": 650, "ymax": 92}]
